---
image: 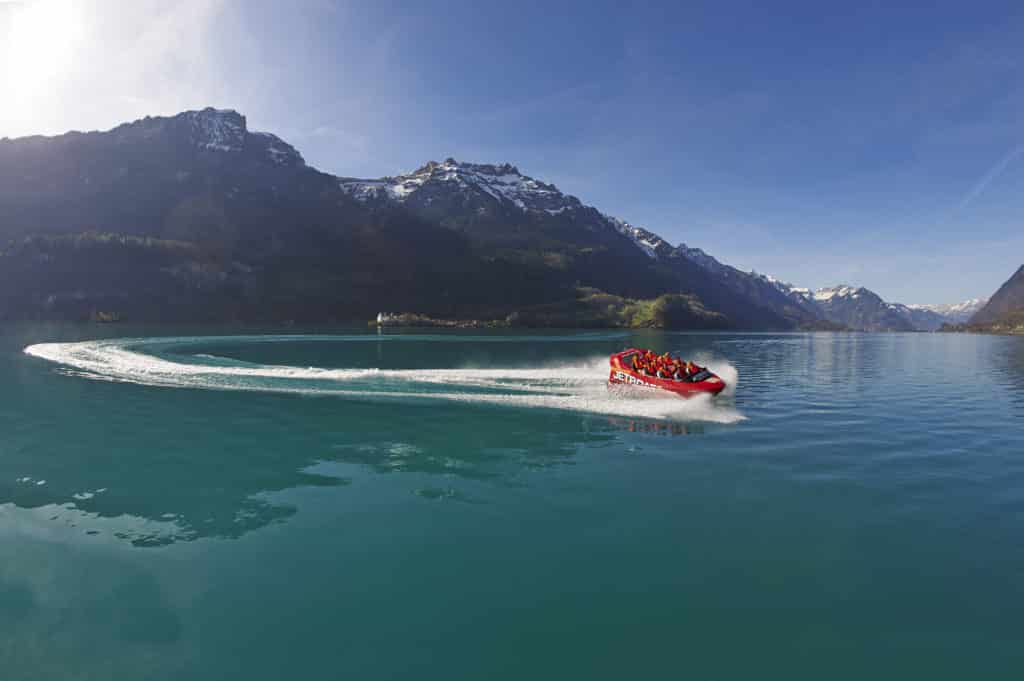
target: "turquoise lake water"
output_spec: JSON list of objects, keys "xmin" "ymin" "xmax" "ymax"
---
[{"xmin": 2, "ymin": 324, "xmax": 1023, "ymax": 679}]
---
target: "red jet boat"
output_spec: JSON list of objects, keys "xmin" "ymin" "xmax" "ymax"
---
[{"xmin": 608, "ymin": 348, "xmax": 726, "ymax": 397}]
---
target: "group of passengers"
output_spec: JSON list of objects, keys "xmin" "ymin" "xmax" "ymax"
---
[{"xmin": 631, "ymin": 350, "xmax": 703, "ymax": 381}]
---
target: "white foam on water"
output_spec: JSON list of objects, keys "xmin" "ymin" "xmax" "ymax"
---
[
  {"xmin": 699, "ymin": 354, "xmax": 740, "ymax": 398},
  {"xmin": 24, "ymin": 338, "xmax": 745, "ymax": 424}
]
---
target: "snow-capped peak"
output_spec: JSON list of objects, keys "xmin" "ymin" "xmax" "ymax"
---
[
  {"xmin": 905, "ymin": 298, "xmax": 988, "ymax": 323},
  {"xmin": 754, "ymin": 274, "xmax": 812, "ymax": 299},
  {"xmin": 607, "ymin": 218, "xmax": 671, "ymax": 258},
  {"xmin": 172, "ymin": 108, "xmax": 303, "ymax": 166},
  {"xmin": 185, "ymin": 108, "xmax": 247, "ymax": 152},
  {"xmin": 907, "ymin": 298, "xmax": 987, "ymax": 315},
  {"xmin": 340, "ymin": 157, "xmax": 684, "ymax": 261},
  {"xmin": 339, "ymin": 157, "xmax": 580, "ymax": 213},
  {"xmin": 678, "ymin": 243, "xmax": 729, "ymax": 273},
  {"xmin": 812, "ymin": 285, "xmax": 862, "ymax": 302}
]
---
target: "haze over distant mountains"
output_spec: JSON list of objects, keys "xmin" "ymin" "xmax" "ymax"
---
[
  {"xmin": 907, "ymin": 299, "xmax": 988, "ymax": 323},
  {"xmin": 0, "ymin": 108, "xmax": 1003, "ymax": 330}
]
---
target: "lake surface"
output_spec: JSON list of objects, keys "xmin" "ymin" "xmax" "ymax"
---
[{"xmin": 2, "ymin": 325, "xmax": 1023, "ymax": 679}]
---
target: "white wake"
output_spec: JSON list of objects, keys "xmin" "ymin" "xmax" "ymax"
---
[{"xmin": 24, "ymin": 338, "xmax": 744, "ymax": 424}]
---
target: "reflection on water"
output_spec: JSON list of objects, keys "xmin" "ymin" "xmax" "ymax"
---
[
  {"xmin": 0, "ymin": 520, "xmax": 190, "ymax": 678},
  {"xmin": 3, "ymin": 325, "xmax": 1024, "ymax": 680},
  {"xmin": 7, "ymin": 326, "xmax": 1023, "ymax": 551},
  {"xmin": 606, "ymin": 418, "xmax": 706, "ymax": 436},
  {"xmin": 992, "ymin": 335, "xmax": 1024, "ymax": 415},
  {"xmin": 0, "ymin": 464, "xmax": 343, "ymax": 548},
  {"xmin": 0, "ymin": 382, "xmax": 620, "ymax": 545},
  {"xmin": 3, "ymin": 326, "xmax": 743, "ymax": 547}
]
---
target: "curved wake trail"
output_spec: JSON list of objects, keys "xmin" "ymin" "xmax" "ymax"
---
[{"xmin": 24, "ymin": 337, "xmax": 744, "ymax": 424}]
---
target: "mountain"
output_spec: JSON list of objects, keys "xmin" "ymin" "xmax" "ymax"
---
[
  {"xmin": 892, "ymin": 304, "xmax": 949, "ymax": 332},
  {"xmin": 966, "ymin": 266, "xmax": 1024, "ymax": 332},
  {"xmin": 908, "ymin": 299, "xmax": 987, "ymax": 324},
  {"xmin": 764, "ymin": 280, "xmax": 974, "ymax": 331},
  {"xmin": 879, "ymin": 302, "xmax": 955, "ymax": 332},
  {"xmin": 654, "ymin": 248, "xmax": 956, "ymax": 332},
  {"xmin": 340, "ymin": 159, "xmax": 816, "ymax": 329},
  {"xmin": 0, "ymin": 108, "xmax": 986, "ymax": 330},
  {"xmin": 797, "ymin": 285, "xmax": 917, "ymax": 332},
  {"xmin": 0, "ymin": 110, "xmax": 564, "ymax": 322},
  {"xmin": 0, "ymin": 112, "xmax": 805, "ymax": 327}
]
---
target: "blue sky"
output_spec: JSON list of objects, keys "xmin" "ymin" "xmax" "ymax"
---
[{"xmin": 2, "ymin": 0, "xmax": 1023, "ymax": 304}]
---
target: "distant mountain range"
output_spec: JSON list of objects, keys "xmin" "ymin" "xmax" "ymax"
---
[
  {"xmin": 763, "ymin": 282, "xmax": 985, "ymax": 332},
  {"xmin": 0, "ymin": 108, "xmax": 993, "ymax": 330},
  {"xmin": 339, "ymin": 158, "xmax": 820, "ymax": 329},
  {"xmin": 908, "ymin": 298, "xmax": 988, "ymax": 323},
  {"xmin": 339, "ymin": 159, "xmax": 988, "ymax": 331}
]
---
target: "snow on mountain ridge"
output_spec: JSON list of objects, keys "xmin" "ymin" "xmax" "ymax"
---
[
  {"xmin": 678, "ymin": 244, "xmax": 729, "ymax": 273},
  {"xmin": 813, "ymin": 285, "xmax": 863, "ymax": 302},
  {"xmin": 249, "ymin": 131, "xmax": 305, "ymax": 167},
  {"xmin": 907, "ymin": 298, "xmax": 987, "ymax": 315},
  {"xmin": 339, "ymin": 158, "xmax": 578, "ymax": 213},
  {"xmin": 754, "ymin": 275, "xmax": 816, "ymax": 308},
  {"xmin": 336, "ymin": 157, "xmax": 974, "ymax": 330},
  {"xmin": 341, "ymin": 157, "xmax": 691, "ymax": 262},
  {"xmin": 116, "ymin": 108, "xmax": 307, "ymax": 166},
  {"xmin": 185, "ymin": 108, "xmax": 247, "ymax": 152},
  {"xmin": 606, "ymin": 218, "xmax": 670, "ymax": 258},
  {"xmin": 342, "ymin": 158, "xmax": 727, "ymax": 266}
]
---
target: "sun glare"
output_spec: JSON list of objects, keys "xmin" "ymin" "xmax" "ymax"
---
[{"xmin": 5, "ymin": 0, "xmax": 83, "ymax": 102}]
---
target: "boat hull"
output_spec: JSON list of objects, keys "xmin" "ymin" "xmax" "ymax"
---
[{"xmin": 608, "ymin": 349, "xmax": 726, "ymax": 397}]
